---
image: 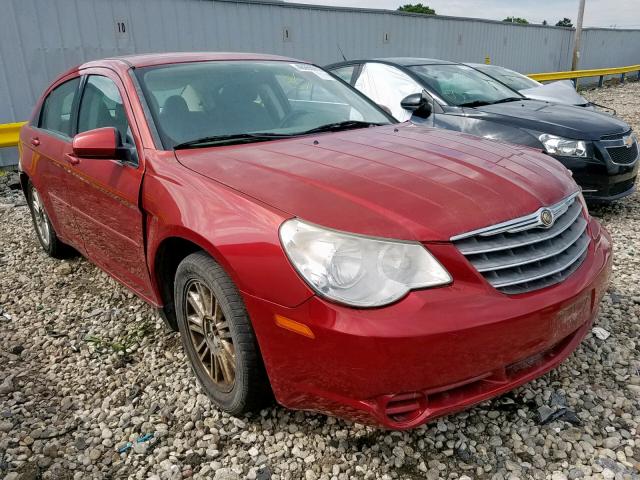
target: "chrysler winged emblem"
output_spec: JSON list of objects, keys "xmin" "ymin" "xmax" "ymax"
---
[{"xmin": 540, "ymin": 208, "xmax": 554, "ymax": 228}]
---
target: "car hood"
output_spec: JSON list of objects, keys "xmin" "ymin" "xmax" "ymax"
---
[
  {"xmin": 469, "ymin": 99, "xmax": 628, "ymax": 140},
  {"xmin": 519, "ymin": 80, "xmax": 590, "ymax": 106},
  {"xmin": 175, "ymin": 124, "xmax": 578, "ymax": 242}
]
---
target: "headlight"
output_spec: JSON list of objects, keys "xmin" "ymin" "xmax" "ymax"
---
[
  {"xmin": 539, "ymin": 134, "xmax": 587, "ymax": 157},
  {"xmin": 279, "ymin": 219, "xmax": 452, "ymax": 307}
]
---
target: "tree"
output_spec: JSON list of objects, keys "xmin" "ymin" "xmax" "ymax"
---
[
  {"xmin": 555, "ymin": 17, "xmax": 573, "ymax": 27},
  {"xmin": 503, "ymin": 17, "xmax": 529, "ymax": 24},
  {"xmin": 542, "ymin": 20, "xmax": 548, "ymax": 26},
  {"xmin": 397, "ymin": 3, "xmax": 436, "ymax": 15}
]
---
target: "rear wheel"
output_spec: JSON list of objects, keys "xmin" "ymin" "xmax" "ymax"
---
[
  {"xmin": 175, "ymin": 251, "xmax": 272, "ymax": 415},
  {"xmin": 26, "ymin": 182, "xmax": 72, "ymax": 258}
]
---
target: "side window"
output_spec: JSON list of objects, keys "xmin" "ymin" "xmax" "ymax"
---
[
  {"xmin": 331, "ymin": 65, "xmax": 356, "ymax": 84},
  {"xmin": 356, "ymin": 63, "xmax": 422, "ymax": 121},
  {"xmin": 39, "ymin": 78, "xmax": 81, "ymax": 137},
  {"xmin": 77, "ymin": 76, "xmax": 133, "ymax": 146}
]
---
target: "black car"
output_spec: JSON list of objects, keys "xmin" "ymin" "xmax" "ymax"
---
[{"xmin": 326, "ymin": 58, "xmax": 638, "ymax": 202}]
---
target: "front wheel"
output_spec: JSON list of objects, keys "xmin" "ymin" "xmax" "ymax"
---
[{"xmin": 174, "ymin": 251, "xmax": 272, "ymax": 415}]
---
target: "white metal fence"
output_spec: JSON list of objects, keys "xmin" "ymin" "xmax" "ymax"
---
[{"xmin": 2, "ymin": 0, "xmax": 639, "ymax": 166}]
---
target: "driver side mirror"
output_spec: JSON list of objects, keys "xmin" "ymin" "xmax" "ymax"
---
[
  {"xmin": 72, "ymin": 127, "xmax": 120, "ymax": 158},
  {"xmin": 401, "ymin": 92, "xmax": 433, "ymax": 119}
]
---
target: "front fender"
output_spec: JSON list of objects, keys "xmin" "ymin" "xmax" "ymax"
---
[{"xmin": 142, "ymin": 151, "xmax": 314, "ymax": 308}]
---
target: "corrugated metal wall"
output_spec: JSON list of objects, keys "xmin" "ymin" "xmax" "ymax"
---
[
  {"xmin": 2, "ymin": 0, "xmax": 640, "ymax": 166},
  {"xmin": 580, "ymin": 28, "xmax": 640, "ymax": 70}
]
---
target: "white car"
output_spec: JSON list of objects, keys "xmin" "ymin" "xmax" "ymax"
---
[{"xmin": 465, "ymin": 63, "xmax": 593, "ymax": 108}]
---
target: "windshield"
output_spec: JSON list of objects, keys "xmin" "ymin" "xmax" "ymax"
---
[
  {"xmin": 473, "ymin": 65, "xmax": 541, "ymax": 91},
  {"xmin": 408, "ymin": 64, "xmax": 523, "ymax": 107},
  {"xmin": 136, "ymin": 61, "xmax": 392, "ymax": 148}
]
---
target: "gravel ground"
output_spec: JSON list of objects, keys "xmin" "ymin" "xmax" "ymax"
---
[{"xmin": 1, "ymin": 82, "xmax": 640, "ymax": 480}]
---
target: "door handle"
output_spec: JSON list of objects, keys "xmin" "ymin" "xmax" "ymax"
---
[
  {"xmin": 65, "ymin": 153, "xmax": 80, "ymax": 166},
  {"xmin": 31, "ymin": 137, "xmax": 40, "ymax": 147}
]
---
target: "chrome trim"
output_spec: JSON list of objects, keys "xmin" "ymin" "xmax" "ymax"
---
[
  {"xmin": 599, "ymin": 132, "xmax": 636, "ymax": 147},
  {"xmin": 450, "ymin": 191, "xmax": 580, "ymax": 241},
  {"xmin": 473, "ymin": 218, "xmax": 588, "ymax": 272},
  {"xmin": 498, "ymin": 249, "xmax": 588, "ymax": 295},
  {"xmin": 455, "ymin": 200, "xmax": 583, "ymax": 255},
  {"xmin": 452, "ymin": 191, "xmax": 590, "ymax": 295},
  {"xmin": 600, "ymin": 130, "xmax": 631, "ymax": 142},
  {"xmin": 491, "ymin": 233, "xmax": 590, "ymax": 288}
]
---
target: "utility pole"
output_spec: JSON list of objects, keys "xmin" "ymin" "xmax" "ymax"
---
[{"xmin": 571, "ymin": 0, "xmax": 586, "ymax": 70}]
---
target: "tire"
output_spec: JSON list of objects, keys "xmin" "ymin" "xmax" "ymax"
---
[
  {"xmin": 174, "ymin": 251, "xmax": 272, "ymax": 415},
  {"xmin": 26, "ymin": 181, "xmax": 72, "ymax": 259}
]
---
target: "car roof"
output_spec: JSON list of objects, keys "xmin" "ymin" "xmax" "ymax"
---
[
  {"xmin": 81, "ymin": 52, "xmax": 304, "ymax": 69},
  {"xmin": 464, "ymin": 63, "xmax": 513, "ymax": 71},
  {"xmin": 326, "ymin": 57, "xmax": 459, "ymax": 69},
  {"xmin": 464, "ymin": 62, "xmax": 491, "ymax": 68},
  {"xmin": 376, "ymin": 57, "xmax": 459, "ymax": 66}
]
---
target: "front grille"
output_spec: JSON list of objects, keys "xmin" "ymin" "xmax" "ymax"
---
[
  {"xmin": 452, "ymin": 193, "xmax": 590, "ymax": 295},
  {"xmin": 607, "ymin": 142, "xmax": 638, "ymax": 165}
]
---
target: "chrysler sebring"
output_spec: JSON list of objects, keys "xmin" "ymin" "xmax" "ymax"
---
[{"xmin": 19, "ymin": 53, "xmax": 611, "ymax": 429}]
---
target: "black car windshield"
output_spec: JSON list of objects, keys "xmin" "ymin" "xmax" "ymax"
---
[
  {"xmin": 136, "ymin": 61, "xmax": 392, "ymax": 149},
  {"xmin": 408, "ymin": 64, "xmax": 523, "ymax": 107},
  {"xmin": 473, "ymin": 65, "xmax": 541, "ymax": 91}
]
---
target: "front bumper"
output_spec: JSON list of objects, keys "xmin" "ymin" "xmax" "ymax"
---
[
  {"xmin": 244, "ymin": 219, "xmax": 612, "ymax": 429},
  {"xmin": 554, "ymin": 139, "xmax": 638, "ymax": 203}
]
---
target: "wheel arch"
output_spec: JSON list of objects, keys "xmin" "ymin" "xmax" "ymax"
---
[
  {"xmin": 150, "ymin": 229, "xmax": 241, "ymax": 331},
  {"xmin": 19, "ymin": 171, "xmax": 30, "ymax": 197}
]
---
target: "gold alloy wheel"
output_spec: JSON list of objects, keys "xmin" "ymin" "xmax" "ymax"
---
[{"xmin": 185, "ymin": 280, "xmax": 236, "ymax": 391}]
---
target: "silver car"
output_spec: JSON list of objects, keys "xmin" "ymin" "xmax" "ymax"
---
[{"xmin": 465, "ymin": 63, "xmax": 592, "ymax": 108}]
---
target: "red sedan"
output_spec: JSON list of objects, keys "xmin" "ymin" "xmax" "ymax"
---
[{"xmin": 19, "ymin": 52, "xmax": 611, "ymax": 430}]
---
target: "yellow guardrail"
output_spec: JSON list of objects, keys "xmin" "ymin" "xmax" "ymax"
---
[
  {"xmin": 0, "ymin": 121, "xmax": 26, "ymax": 149},
  {"xmin": 528, "ymin": 64, "xmax": 640, "ymax": 86}
]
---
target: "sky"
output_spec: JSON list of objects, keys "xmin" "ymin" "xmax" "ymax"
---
[{"xmin": 284, "ymin": 0, "xmax": 640, "ymax": 28}]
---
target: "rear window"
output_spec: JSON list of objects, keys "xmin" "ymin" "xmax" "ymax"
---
[{"xmin": 476, "ymin": 65, "xmax": 540, "ymax": 91}]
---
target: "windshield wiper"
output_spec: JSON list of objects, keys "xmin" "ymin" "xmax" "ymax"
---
[
  {"xmin": 458, "ymin": 97, "xmax": 524, "ymax": 108},
  {"xmin": 297, "ymin": 120, "xmax": 386, "ymax": 135},
  {"xmin": 174, "ymin": 132, "xmax": 293, "ymax": 150},
  {"xmin": 489, "ymin": 97, "xmax": 525, "ymax": 105},
  {"xmin": 458, "ymin": 100, "xmax": 491, "ymax": 107},
  {"xmin": 173, "ymin": 121, "xmax": 386, "ymax": 149}
]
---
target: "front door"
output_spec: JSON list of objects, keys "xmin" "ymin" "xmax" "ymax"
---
[{"xmin": 65, "ymin": 69, "xmax": 154, "ymax": 301}]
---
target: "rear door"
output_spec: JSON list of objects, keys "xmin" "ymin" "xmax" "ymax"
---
[
  {"xmin": 65, "ymin": 68, "xmax": 154, "ymax": 300},
  {"xmin": 23, "ymin": 76, "xmax": 85, "ymax": 251}
]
